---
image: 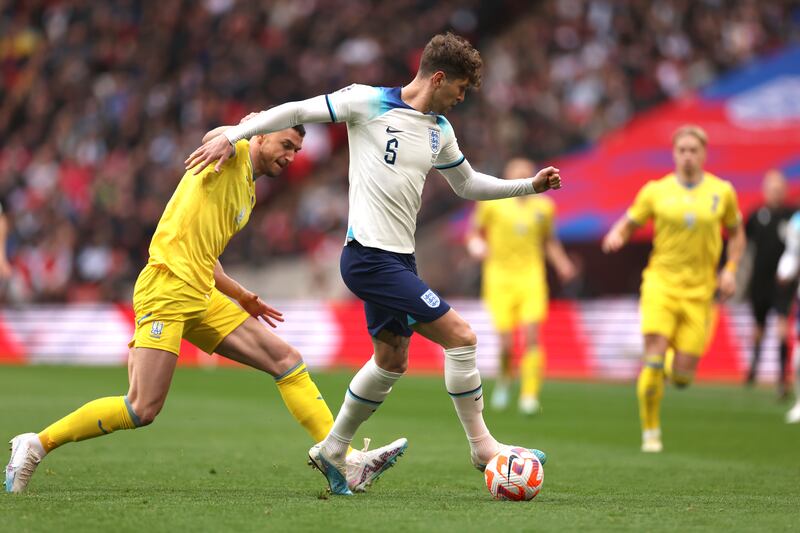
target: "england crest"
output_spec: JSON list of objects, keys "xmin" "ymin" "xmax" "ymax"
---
[
  {"xmin": 420, "ymin": 289, "xmax": 441, "ymax": 308},
  {"xmin": 428, "ymin": 128, "xmax": 441, "ymax": 154}
]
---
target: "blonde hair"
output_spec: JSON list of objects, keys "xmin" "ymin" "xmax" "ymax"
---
[{"xmin": 672, "ymin": 125, "xmax": 708, "ymax": 147}]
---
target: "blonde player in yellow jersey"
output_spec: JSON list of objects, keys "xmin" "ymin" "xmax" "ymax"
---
[
  {"xmin": 5, "ymin": 122, "xmax": 406, "ymax": 494},
  {"xmin": 602, "ymin": 125, "xmax": 746, "ymax": 453},
  {"xmin": 467, "ymin": 158, "xmax": 576, "ymax": 415}
]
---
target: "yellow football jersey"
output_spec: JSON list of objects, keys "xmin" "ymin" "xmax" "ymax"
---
[
  {"xmin": 474, "ymin": 195, "xmax": 555, "ymax": 282},
  {"xmin": 147, "ymin": 139, "xmax": 255, "ymax": 295},
  {"xmin": 627, "ymin": 172, "xmax": 741, "ymax": 300}
]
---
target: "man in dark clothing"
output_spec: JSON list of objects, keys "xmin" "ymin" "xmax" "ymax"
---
[{"xmin": 745, "ymin": 170, "xmax": 795, "ymax": 398}]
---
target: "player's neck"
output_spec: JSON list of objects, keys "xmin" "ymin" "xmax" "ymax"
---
[
  {"xmin": 401, "ymin": 77, "xmax": 434, "ymax": 114},
  {"xmin": 675, "ymin": 170, "xmax": 703, "ymax": 187}
]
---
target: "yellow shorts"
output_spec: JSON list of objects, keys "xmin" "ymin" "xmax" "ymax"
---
[
  {"xmin": 640, "ymin": 285, "xmax": 713, "ymax": 356},
  {"xmin": 483, "ymin": 278, "xmax": 547, "ymax": 333},
  {"xmin": 129, "ymin": 264, "xmax": 249, "ymax": 356}
]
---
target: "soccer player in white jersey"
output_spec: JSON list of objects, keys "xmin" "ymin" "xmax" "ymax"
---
[
  {"xmin": 777, "ymin": 210, "xmax": 800, "ymax": 423},
  {"xmin": 186, "ymin": 33, "xmax": 561, "ymax": 495}
]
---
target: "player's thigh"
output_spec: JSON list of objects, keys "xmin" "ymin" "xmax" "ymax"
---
[
  {"xmin": 183, "ymin": 289, "xmax": 248, "ymax": 355},
  {"xmin": 519, "ymin": 288, "xmax": 547, "ymax": 334},
  {"xmin": 640, "ymin": 287, "xmax": 678, "ymax": 344},
  {"xmin": 482, "ymin": 281, "xmax": 519, "ymax": 334},
  {"xmin": 673, "ymin": 298, "xmax": 713, "ymax": 356},
  {"xmin": 191, "ymin": 290, "xmax": 300, "ymax": 377},
  {"xmin": 126, "ymin": 346, "xmax": 178, "ymax": 424},
  {"xmin": 215, "ymin": 316, "xmax": 302, "ymax": 377},
  {"xmin": 130, "ymin": 264, "xmax": 206, "ymax": 357},
  {"xmin": 372, "ymin": 329, "xmax": 411, "ymax": 374},
  {"xmin": 412, "ymin": 308, "xmax": 476, "ymax": 349}
]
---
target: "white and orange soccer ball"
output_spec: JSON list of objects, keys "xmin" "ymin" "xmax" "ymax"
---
[{"xmin": 484, "ymin": 447, "xmax": 544, "ymax": 501}]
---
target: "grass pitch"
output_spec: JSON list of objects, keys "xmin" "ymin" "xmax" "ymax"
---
[{"xmin": 1, "ymin": 365, "xmax": 799, "ymax": 532}]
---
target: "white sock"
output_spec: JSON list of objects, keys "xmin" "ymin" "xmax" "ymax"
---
[
  {"xmin": 323, "ymin": 356, "xmax": 403, "ymax": 459},
  {"xmin": 444, "ymin": 345, "xmax": 498, "ymax": 461}
]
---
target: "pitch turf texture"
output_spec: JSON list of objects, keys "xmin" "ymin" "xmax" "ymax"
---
[{"xmin": 1, "ymin": 366, "xmax": 798, "ymax": 532}]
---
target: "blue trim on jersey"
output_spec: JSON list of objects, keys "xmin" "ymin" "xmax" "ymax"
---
[
  {"xmin": 448, "ymin": 385, "xmax": 482, "ymax": 398},
  {"xmin": 325, "ymin": 94, "xmax": 338, "ymax": 122},
  {"xmin": 379, "ymin": 87, "xmax": 415, "ymax": 115},
  {"xmin": 346, "ymin": 226, "xmax": 355, "ymax": 241},
  {"xmin": 407, "ymin": 315, "xmax": 417, "ymax": 326},
  {"xmin": 435, "ymin": 115, "xmax": 454, "ymax": 135},
  {"xmin": 434, "ymin": 155, "xmax": 465, "ymax": 170}
]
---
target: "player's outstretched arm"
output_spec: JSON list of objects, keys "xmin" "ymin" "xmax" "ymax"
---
[
  {"xmin": 601, "ymin": 216, "xmax": 637, "ymax": 254},
  {"xmin": 438, "ymin": 159, "xmax": 561, "ymax": 200},
  {"xmin": 0, "ymin": 212, "xmax": 11, "ymax": 280},
  {"xmin": 185, "ymin": 96, "xmax": 333, "ymax": 174},
  {"xmin": 213, "ymin": 261, "xmax": 284, "ymax": 327},
  {"xmin": 718, "ymin": 223, "xmax": 745, "ymax": 300}
]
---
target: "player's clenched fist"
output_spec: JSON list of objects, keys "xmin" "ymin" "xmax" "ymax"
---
[{"xmin": 532, "ymin": 166, "xmax": 561, "ymax": 193}]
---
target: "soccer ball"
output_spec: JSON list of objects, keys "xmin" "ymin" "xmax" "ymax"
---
[{"xmin": 484, "ymin": 447, "xmax": 544, "ymax": 501}]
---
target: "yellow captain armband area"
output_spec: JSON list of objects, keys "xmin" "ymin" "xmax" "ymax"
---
[{"xmin": 723, "ymin": 261, "xmax": 738, "ymax": 274}]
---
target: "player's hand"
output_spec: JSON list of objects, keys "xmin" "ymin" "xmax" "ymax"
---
[
  {"xmin": 557, "ymin": 261, "xmax": 578, "ymax": 283},
  {"xmin": 238, "ymin": 291, "xmax": 285, "ymax": 328},
  {"xmin": 184, "ymin": 135, "xmax": 235, "ymax": 175},
  {"xmin": 601, "ymin": 231, "xmax": 624, "ymax": 254},
  {"xmin": 532, "ymin": 166, "xmax": 561, "ymax": 193},
  {"xmin": 717, "ymin": 269, "xmax": 736, "ymax": 301},
  {"xmin": 239, "ymin": 112, "xmax": 260, "ymax": 124}
]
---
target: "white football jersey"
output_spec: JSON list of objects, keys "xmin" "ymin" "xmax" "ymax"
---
[{"xmin": 326, "ymin": 84, "xmax": 465, "ymax": 253}]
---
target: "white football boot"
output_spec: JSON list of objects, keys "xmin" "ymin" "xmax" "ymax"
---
[
  {"xmin": 308, "ymin": 441, "xmax": 352, "ymax": 496},
  {"xmin": 641, "ymin": 428, "xmax": 663, "ymax": 453},
  {"xmin": 471, "ymin": 442, "xmax": 547, "ymax": 472},
  {"xmin": 344, "ymin": 437, "xmax": 408, "ymax": 492},
  {"xmin": 5, "ymin": 433, "xmax": 46, "ymax": 493},
  {"xmin": 518, "ymin": 396, "xmax": 541, "ymax": 416},
  {"xmin": 785, "ymin": 402, "xmax": 800, "ymax": 424}
]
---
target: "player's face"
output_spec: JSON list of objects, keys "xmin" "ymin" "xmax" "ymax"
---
[
  {"xmin": 763, "ymin": 171, "xmax": 786, "ymax": 208},
  {"xmin": 672, "ymin": 134, "xmax": 705, "ymax": 176},
  {"xmin": 431, "ymin": 76, "xmax": 470, "ymax": 114},
  {"xmin": 257, "ymin": 129, "xmax": 303, "ymax": 178}
]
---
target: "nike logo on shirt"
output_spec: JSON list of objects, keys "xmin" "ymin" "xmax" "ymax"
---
[{"xmin": 386, "ymin": 126, "xmax": 403, "ymax": 134}]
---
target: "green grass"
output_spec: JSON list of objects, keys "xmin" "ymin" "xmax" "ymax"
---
[{"xmin": 1, "ymin": 366, "xmax": 799, "ymax": 532}]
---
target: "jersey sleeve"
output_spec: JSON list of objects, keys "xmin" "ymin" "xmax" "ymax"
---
[
  {"xmin": 626, "ymin": 181, "xmax": 655, "ymax": 225},
  {"xmin": 722, "ymin": 182, "xmax": 742, "ymax": 229},
  {"xmin": 433, "ymin": 116, "xmax": 465, "ymax": 170},
  {"xmin": 325, "ymin": 84, "xmax": 381, "ymax": 125}
]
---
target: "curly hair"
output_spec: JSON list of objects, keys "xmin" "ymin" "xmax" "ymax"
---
[{"xmin": 419, "ymin": 32, "xmax": 483, "ymax": 89}]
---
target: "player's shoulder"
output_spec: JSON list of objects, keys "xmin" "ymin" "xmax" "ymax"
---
[
  {"xmin": 789, "ymin": 210, "xmax": 800, "ymax": 228},
  {"xmin": 332, "ymin": 83, "xmax": 380, "ymax": 96},
  {"xmin": 703, "ymin": 172, "xmax": 735, "ymax": 192},
  {"xmin": 435, "ymin": 115, "xmax": 454, "ymax": 135}
]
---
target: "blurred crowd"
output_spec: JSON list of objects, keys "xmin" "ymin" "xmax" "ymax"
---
[{"xmin": 0, "ymin": 0, "xmax": 798, "ymax": 302}]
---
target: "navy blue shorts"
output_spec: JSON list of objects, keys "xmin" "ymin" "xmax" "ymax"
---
[{"xmin": 340, "ymin": 240, "xmax": 451, "ymax": 337}]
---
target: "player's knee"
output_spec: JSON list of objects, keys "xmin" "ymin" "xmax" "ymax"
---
[
  {"xmin": 449, "ymin": 323, "xmax": 477, "ymax": 348},
  {"xmin": 131, "ymin": 402, "xmax": 162, "ymax": 426}
]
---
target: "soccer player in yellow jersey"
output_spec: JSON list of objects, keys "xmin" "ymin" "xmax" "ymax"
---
[
  {"xmin": 5, "ymin": 122, "xmax": 406, "ymax": 493},
  {"xmin": 467, "ymin": 158, "xmax": 576, "ymax": 415},
  {"xmin": 602, "ymin": 125, "xmax": 746, "ymax": 453}
]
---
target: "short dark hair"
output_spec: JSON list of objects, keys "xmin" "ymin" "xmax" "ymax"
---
[
  {"xmin": 292, "ymin": 124, "xmax": 306, "ymax": 137},
  {"xmin": 419, "ymin": 32, "xmax": 482, "ymax": 88}
]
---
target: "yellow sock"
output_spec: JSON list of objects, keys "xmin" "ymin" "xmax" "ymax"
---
[
  {"xmin": 520, "ymin": 346, "xmax": 544, "ymax": 399},
  {"xmin": 38, "ymin": 396, "xmax": 138, "ymax": 453},
  {"xmin": 664, "ymin": 348, "xmax": 675, "ymax": 382},
  {"xmin": 637, "ymin": 355, "xmax": 665, "ymax": 431},
  {"xmin": 275, "ymin": 362, "xmax": 335, "ymax": 443}
]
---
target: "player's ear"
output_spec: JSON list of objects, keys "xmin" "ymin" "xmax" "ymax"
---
[{"xmin": 431, "ymin": 71, "xmax": 446, "ymax": 88}]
